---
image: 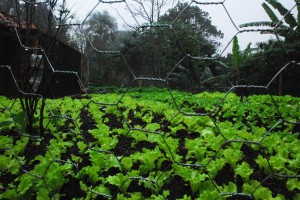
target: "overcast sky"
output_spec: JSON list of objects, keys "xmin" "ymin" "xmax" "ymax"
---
[{"xmin": 64, "ymin": 0, "xmax": 298, "ymax": 54}]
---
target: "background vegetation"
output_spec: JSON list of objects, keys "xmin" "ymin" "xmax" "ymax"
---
[{"xmin": 1, "ymin": 0, "xmax": 299, "ymax": 95}]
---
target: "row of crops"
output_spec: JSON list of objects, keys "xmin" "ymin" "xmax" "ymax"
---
[{"xmin": 0, "ymin": 88, "xmax": 299, "ymax": 199}]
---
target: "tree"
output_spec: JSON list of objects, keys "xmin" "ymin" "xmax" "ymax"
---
[
  {"xmin": 161, "ymin": 2, "xmax": 223, "ymax": 40},
  {"xmin": 160, "ymin": 2, "xmax": 223, "ymax": 57},
  {"xmin": 82, "ymin": 11, "xmax": 123, "ymax": 85},
  {"xmin": 68, "ymin": 23, "xmax": 86, "ymax": 53},
  {"xmin": 239, "ymin": 0, "xmax": 300, "ymax": 95},
  {"xmin": 127, "ymin": 0, "xmax": 173, "ymax": 24},
  {"xmin": 83, "ymin": 11, "xmax": 118, "ymax": 51},
  {"xmin": 160, "ymin": 2, "xmax": 223, "ymax": 90},
  {"xmin": 240, "ymin": 0, "xmax": 300, "ymax": 42},
  {"xmin": 120, "ymin": 2, "xmax": 223, "ymax": 90}
]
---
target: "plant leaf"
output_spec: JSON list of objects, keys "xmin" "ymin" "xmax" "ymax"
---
[
  {"xmin": 262, "ymin": 2, "xmax": 279, "ymax": 23},
  {"xmin": 286, "ymin": 178, "xmax": 300, "ymax": 191},
  {"xmin": 232, "ymin": 36, "xmax": 241, "ymax": 69},
  {"xmin": 240, "ymin": 21, "xmax": 277, "ymax": 28},
  {"xmin": 266, "ymin": 0, "xmax": 297, "ymax": 27},
  {"xmin": 37, "ymin": 188, "xmax": 50, "ymax": 200},
  {"xmin": 121, "ymin": 157, "xmax": 133, "ymax": 171},
  {"xmin": 234, "ymin": 162, "xmax": 253, "ymax": 181}
]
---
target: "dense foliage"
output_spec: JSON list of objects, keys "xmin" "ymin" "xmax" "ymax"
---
[
  {"xmin": 85, "ymin": 2, "xmax": 224, "ymax": 88},
  {"xmin": 228, "ymin": 0, "xmax": 300, "ymax": 96},
  {"xmin": 0, "ymin": 88, "xmax": 299, "ymax": 199}
]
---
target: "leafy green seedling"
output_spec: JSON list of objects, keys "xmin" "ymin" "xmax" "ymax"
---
[{"xmin": 234, "ymin": 162, "xmax": 253, "ymax": 181}]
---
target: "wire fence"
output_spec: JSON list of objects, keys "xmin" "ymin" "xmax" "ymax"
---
[{"xmin": 0, "ymin": 0, "xmax": 300, "ymax": 199}]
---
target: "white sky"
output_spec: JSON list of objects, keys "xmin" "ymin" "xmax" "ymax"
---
[{"xmin": 63, "ymin": 0, "xmax": 298, "ymax": 54}]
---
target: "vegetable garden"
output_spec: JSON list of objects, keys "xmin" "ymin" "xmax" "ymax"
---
[
  {"xmin": 1, "ymin": 0, "xmax": 300, "ymax": 199},
  {"xmin": 0, "ymin": 87, "xmax": 299, "ymax": 199}
]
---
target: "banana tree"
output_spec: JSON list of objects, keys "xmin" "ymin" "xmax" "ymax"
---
[
  {"xmin": 240, "ymin": 0, "xmax": 300, "ymax": 95},
  {"xmin": 232, "ymin": 36, "xmax": 241, "ymax": 84},
  {"xmin": 240, "ymin": 0, "xmax": 299, "ymax": 39}
]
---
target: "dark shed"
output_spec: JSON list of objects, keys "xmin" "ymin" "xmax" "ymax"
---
[{"xmin": 0, "ymin": 11, "xmax": 84, "ymax": 98}]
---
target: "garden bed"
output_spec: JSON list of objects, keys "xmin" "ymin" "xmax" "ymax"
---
[{"xmin": 0, "ymin": 88, "xmax": 299, "ymax": 199}]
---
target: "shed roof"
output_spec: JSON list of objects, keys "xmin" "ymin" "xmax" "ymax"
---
[{"xmin": 0, "ymin": 11, "xmax": 37, "ymax": 29}]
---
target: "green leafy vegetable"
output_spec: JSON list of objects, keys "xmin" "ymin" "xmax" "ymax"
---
[{"xmin": 235, "ymin": 162, "xmax": 253, "ymax": 181}]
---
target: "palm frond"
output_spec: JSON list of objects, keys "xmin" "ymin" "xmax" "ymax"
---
[
  {"xmin": 266, "ymin": 0, "xmax": 297, "ymax": 28},
  {"xmin": 262, "ymin": 2, "xmax": 279, "ymax": 23},
  {"xmin": 239, "ymin": 21, "xmax": 290, "ymax": 35},
  {"xmin": 239, "ymin": 21, "xmax": 277, "ymax": 28}
]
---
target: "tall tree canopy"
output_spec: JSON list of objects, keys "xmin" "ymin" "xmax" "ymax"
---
[
  {"xmin": 84, "ymin": 11, "xmax": 118, "ymax": 51},
  {"xmin": 82, "ymin": 11, "xmax": 121, "ymax": 85},
  {"xmin": 129, "ymin": 0, "xmax": 168, "ymax": 24},
  {"xmin": 121, "ymin": 2, "xmax": 223, "ymax": 89},
  {"xmin": 161, "ymin": 3, "xmax": 223, "ymax": 39},
  {"xmin": 160, "ymin": 2, "xmax": 223, "ymax": 56}
]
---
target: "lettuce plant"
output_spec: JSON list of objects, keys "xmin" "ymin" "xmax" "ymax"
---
[
  {"xmin": 234, "ymin": 162, "xmax": 253, "ymax": 182},
  {"xmin": 1, "ymin": 89, "xmax": 300, "ymax": 199}
]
